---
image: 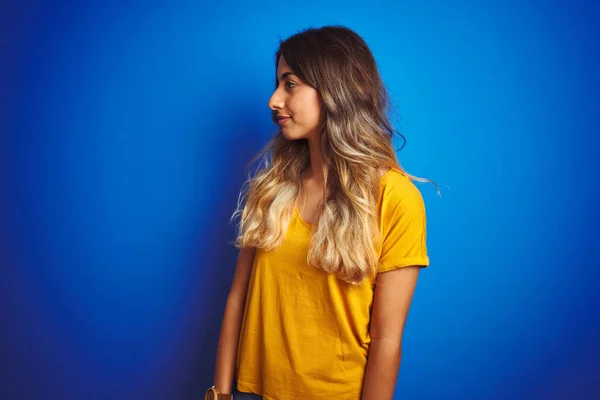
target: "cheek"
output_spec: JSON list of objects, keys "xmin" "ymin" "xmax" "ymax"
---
[
  {"xmin": 310, "ymin": 91, "xmax": 322, "ymax": 116},
  {"xmin": 308, "ymin": 96, "xmax": 322, "ymax": 123},
  {"xmin": 297, "ymin": 94, "xmax": 321, "ymax": 122}
]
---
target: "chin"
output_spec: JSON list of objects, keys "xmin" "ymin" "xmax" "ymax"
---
[{"xmin": 281, "ymin": 129, "xmax": 304, "ymax": 141}]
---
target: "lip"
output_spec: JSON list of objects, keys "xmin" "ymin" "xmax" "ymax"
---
[{"xmin": 277, "ymin": 117, "xmax": 291, "ymax": 126}]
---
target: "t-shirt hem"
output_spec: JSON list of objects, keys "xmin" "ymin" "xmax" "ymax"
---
[
  {"xmin": 378, "ymin": 256, "xmax": 430, "ymax": 273},
  {"xmin": 236, "ymin": 380, "xmax": 274, "ymax": 400},
  {"xmin": 236, "ymin": 380, "xmax": 361, "ymax": 400}
]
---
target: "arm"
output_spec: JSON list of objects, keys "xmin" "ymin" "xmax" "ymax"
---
[
  {"xmin": 213, "ymin": 246, "xmax": 256, "ymax": 394},
  {"xmin": 361, "ymin": 265, "xmax": 421, "ymax": 400}
]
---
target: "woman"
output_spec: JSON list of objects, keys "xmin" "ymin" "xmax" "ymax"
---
[{"xmin": 206, "ymin": 25, "xmax": 436, "ymax": 400}]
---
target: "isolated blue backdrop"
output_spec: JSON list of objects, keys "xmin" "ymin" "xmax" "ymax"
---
[{"xmin": 2, "ymin": 1, "xmax": 599, "ymax": 399}]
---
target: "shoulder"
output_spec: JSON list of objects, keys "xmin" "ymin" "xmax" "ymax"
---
[{"xmin": 379, "ymin": 169, "xmax": 424, "ymax": 208}]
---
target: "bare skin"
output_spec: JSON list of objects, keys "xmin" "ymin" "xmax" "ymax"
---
[{"xmin": 213, "ymin": 246, "xmax": 256, "ymax": 394}]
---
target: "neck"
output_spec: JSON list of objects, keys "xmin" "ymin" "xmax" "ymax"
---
[{"xmin": 305, "ymin": 136, "xmax": 324, "ymax": 184}]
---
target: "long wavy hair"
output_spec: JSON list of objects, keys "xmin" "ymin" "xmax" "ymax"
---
[{"xmin": 231, "ymin": 25, "xmax": 437, "ymax": 285}]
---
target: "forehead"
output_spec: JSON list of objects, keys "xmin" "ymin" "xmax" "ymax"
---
[{"xmin": 276, "ymin": 55, "xmax": 293, "ymax": 78}]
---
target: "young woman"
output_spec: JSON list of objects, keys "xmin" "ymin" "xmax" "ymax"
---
[{"xmin": 206, "ymin": 25, "xmax": 435, "ymax": 400}]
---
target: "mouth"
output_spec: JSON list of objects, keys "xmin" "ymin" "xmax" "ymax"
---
[{"xmin": 277, "ymin": 117, "xmax": 291, "ymax": 126}]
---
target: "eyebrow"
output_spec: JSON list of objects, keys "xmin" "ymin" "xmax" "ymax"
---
[{"xmin": 277, "ymin": 71, "xmax": 296, "ymax": 82}]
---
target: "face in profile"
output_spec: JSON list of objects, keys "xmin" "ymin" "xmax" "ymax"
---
[{"xmin": 268, "ymin": 55, "xmax": 322, "ymax": 141}]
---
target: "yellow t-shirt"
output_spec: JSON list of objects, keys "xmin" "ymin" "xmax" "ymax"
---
[{"xmin": 235, "ymin": 169, "xmax": 429, "ymax": 400}]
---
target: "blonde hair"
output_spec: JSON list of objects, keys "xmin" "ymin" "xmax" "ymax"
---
[{"xmin": 230, "ymin": 26, "xmax": 438, "ymax": 285}]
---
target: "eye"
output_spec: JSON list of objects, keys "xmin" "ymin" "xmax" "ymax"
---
[{"xmin": 286, "ymin": 81, "xmax": 297, "ymax": 90}]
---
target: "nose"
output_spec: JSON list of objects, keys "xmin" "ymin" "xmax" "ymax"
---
[{"xmin": 268, "ymin": 89, "xmax": 284, "ymax": 111}]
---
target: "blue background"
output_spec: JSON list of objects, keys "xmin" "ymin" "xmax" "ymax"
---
[{"xmin": 2, "ymin": 1, "xmax": 599, "ymax": 399}]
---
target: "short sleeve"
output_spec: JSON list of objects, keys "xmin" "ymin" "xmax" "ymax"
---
[{"xmin": 378, "ymin": 177, "xmax": 429, "ymax": 273}]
